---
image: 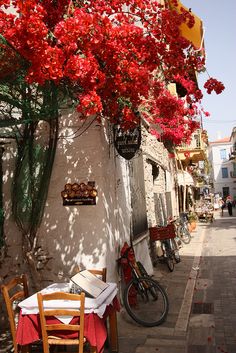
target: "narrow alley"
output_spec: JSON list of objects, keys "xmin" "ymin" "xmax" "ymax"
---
[
  {"xmin": 0, "ymin": 2, "xmax": 235, "ymax": 353},
  {"xmin": 116, "ymin": 209, "xmax": 236, "ymax": 353}
]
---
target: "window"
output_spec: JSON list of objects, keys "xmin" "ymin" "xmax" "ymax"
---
[
  {"xmin": 222, "ymin": 167, "xmax": 228, "ymax": 178},
  {"xmin": 220, "ymin": 149, "xmax": 227, "ymax": 160}
]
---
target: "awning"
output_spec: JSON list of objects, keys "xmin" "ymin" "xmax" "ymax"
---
[
  {"xmin": 177, "ymin": 171, "xmax": 194, "ymax": 186},
  {"xmin": 168, "ymin": 0, "xmax": 204, "ymax": 51}
]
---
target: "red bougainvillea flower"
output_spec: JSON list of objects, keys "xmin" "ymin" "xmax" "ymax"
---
[
  {"xmin": 204, "ymin": 78, "xmax": 225, "ymax": 95},
  {"xmin": 0, "ymin": 0, "xmax": 224, "ymax": 145},
  {"xmin": 202, "ymin": 110, "xmax": 210, "ymax": 117},
  {"xmin": 77, "ymin": 91, "xmax": 103, "ymax": 117},
  {"xmin": 119, "ymin": 106, "xmax": 140, "ymax": 131},
  {"xmin": 0, "ymin": 42, "xmax": 21, "ymax": 79}
]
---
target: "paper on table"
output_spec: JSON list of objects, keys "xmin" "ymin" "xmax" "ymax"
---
[
  {"xmin": 70, "ymin": 270, "xmax": 108, "ymax": 298},
  {"xmin": 80, "ymin": 270, "xmax": 108, "ymax": 291}
]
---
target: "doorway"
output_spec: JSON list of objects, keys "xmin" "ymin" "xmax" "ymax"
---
[{"xmin": 222, "ymin": 187, "xmax": 230, "ymax": 198}]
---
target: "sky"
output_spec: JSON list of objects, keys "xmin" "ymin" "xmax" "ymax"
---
[{"xmin": 182, "ymin": 0, "xmax": 236, "ymax": 142}]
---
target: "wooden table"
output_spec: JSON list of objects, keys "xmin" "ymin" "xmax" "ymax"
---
[{"xmin": 16, "ymin": 282, "xmax": 120, "ymax": 353}]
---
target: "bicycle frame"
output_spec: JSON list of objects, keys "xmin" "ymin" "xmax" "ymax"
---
[{"xmin": 117, "ymin": 245, "xmax": 143, "ymax": 281}]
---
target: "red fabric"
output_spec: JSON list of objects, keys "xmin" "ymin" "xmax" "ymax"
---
[
  {"xmin": 16, "ymin": 299, "xmax": 120, "ymax": 353},
  {"xmin": 120, "ymin": 243, "xmax": 137, "ymax": 305},
  {"xmin": 103, "ymin": 296, "xmax": 120, "ymax": 319},
  {"xmin": 120, "ymin": 242, "xmax": 136, "ymax": 284}
]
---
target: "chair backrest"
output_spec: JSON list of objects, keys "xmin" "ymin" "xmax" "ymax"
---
[
  {"xmin": 1, "ymin": 274, "xmax": 29, "ymax": 353},
  {"xmin": 37, "ymin": 291, "xmax": 85, "ymax": 353},
  {"xmin": 87, "ymin": 268, "xmax": 107, "ymax": 282},
  {"xmin": 76, "ymin": 267, "xmax": 107, "ymax": 282}
]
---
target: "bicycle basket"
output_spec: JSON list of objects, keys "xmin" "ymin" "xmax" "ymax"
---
[{"xmin": 149, "ymin": 223, "xmax": 176, "ymax": 241}]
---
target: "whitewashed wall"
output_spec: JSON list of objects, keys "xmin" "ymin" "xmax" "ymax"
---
[
  {"xmin": 36, "ymin": 113, "xmax": 133, "ymax": 283},
  {"xmin": 209, "ymin": 141, "xmax": 236, "ymax": 199},
  {"xmin": 0, "ymin": 114, "xmax": 177, "ymax": 292},
  {"xmin": 0, "ymin": 115, "xmax": 134, "ymax": 287}
]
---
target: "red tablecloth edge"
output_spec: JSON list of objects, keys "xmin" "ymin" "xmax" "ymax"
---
[{"xmin": 16, "ymin": 297, "xmax": 120, "ymax": 353}]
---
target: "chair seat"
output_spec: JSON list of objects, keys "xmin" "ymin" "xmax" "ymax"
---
[{"xmin": 48, "ymin": 337, "xmax": 86, "ymax": 345}]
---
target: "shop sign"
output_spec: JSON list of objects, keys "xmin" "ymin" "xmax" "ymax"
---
[
  {"xmin": 61, "ymin": 181, "xmax": 97, "ymax": 206},
  {"xmin": 113, "ymin": 125, "xmax": 141, "ymax": 160}
]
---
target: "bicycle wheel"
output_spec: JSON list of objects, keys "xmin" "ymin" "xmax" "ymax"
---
[
  {"xmin": 123, "ymin": 276, "xmax": 169, "ymax": 327},
  {"xmin": 174, "ymin": 250, "xmax": 181, "ymax": 263},
  {"xmin": 162, "ymin": 240, "xmax": 175, "ymax": 272},
  {"xmin": 175, "ymin": 234, "xmax": 183, "ymax": 248},
  {"xmin": 165, "ymin": 251, "xmax": 175, "ymax": 271},
  {"xmin": 170, "ymin": 238, "xmax": 181, "ymax": 263},
  {"xmin": 178, "ymin": 225, "xmax": 191, "ymax": 244}
]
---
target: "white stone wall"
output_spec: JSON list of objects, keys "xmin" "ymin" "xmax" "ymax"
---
[
  {"xmin": 209, "ymin": 141, "xmax": 236, "ymax": 199},
  {"xmin": 0, "ymin": 115, "xmax": 177, "ymax": 297},
  {"xmin": 0, "ymin": 114, "xmax": 134, "ymax": 287},
  {"xmin": 36, "ymin": 113, "xmax": 133, "ymax": 283},
  {"xmin": 141, "ymin": 126, "xmax": 176, "ymax": 227},
  {"xmin": 138, "ymin": 125, "xmax": 179, "ymax": 267}
]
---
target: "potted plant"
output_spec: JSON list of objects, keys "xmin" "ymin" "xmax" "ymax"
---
[{"xmin": 188, "ymin": 212, "xmax": 198, "ymax": 231}]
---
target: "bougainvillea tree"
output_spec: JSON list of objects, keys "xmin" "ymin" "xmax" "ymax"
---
[
  {"xmin": 0, "ymin": 0, "xmax": 224, "ymax": 142},
  {"xmin": 0, "ymin": 0, "xmax": 224, "ymax": 279}
]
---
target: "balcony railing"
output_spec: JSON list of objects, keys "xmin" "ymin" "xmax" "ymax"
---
[
  {"xmin": 179, "ymin": 140, "xmax": 201, "ymax": 150},
  {"xmin": 177, "ymin": 130, "xmax": 206, "ymax": 151}
]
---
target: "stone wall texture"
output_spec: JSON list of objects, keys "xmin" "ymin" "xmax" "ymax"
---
[{"xmin": 0, "ymin": 116, "xmax": 178, "ymax": 326}]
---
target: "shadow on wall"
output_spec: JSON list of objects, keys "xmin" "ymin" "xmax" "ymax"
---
[
  {"xmin": 36, "ymin": 114, "xmax": 131, "ymax": 283},
  {"xmin": 0, "ymin": 114, "xmax": 133, "ymax": 328}
]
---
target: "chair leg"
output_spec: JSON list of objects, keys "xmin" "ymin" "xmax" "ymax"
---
[{"xmin": 108, "ymin": 311, "xmax": 118, "ymax": 353}]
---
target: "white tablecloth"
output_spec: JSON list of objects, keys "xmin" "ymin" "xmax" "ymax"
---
[{"xmin": 19, "ymin": 282, "xmax": 118, "ymax": 323}]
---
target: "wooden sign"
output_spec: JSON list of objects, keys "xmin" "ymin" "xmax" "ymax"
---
[
  {"xmin": 113, "ymin": 125, "xmax": 141, "ymax": 160},
  {"xmin": 61, "ymin": 182, "xmax": 97, "ymax": 206}
]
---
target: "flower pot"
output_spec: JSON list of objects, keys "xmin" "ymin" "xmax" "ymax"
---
[
  {"xmin": 190, "ymin": 221, "xmax": 197, "ymax": 231},
  {"xmin": 188, "ymin": 223, "xmax": 193, "ymax": 232}
]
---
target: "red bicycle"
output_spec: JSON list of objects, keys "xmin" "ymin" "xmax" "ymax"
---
[{"xmin": 117, "ymin": 243, "xmax": 169, "ymax": 327}]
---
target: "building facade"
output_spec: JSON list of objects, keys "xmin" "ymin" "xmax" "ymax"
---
[
  {"xmin": 175, "ymin": 128, "xmax": 209, "ymax": 211},
  {"xmin": 0, "ymin": 0, "xmax": 206, "ymax": 327},
  {"xmin": 0, "ymin": 111, "xmax": 179, "ymax": 290},
  {"xmin": 208, "ymin": 137, "xmax": 236, "ymax": 199}
]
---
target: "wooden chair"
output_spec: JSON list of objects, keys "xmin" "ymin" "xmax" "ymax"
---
[
  {"xmin": 76, "ymin": 267, "xmax": 107, "ymax": 282},
  {"xmin": 76, "ymin": 267, "xmax": 113, "ymax": 350},
  {"xmin": 1, "ymin": 274, "xmax": 29, "ymax": 353},
  {"xmin": 37, "ymin": 291, "xmax": 92, "ymax": 353}
]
